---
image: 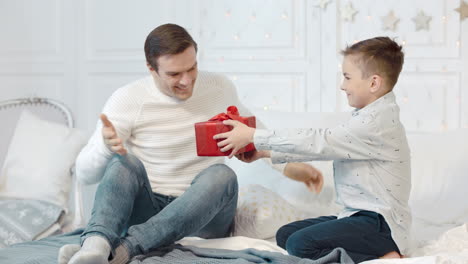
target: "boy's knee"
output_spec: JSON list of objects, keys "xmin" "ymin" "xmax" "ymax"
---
[
  {"xmin": 285, "ymin": 233, "xmax": 321, "ymax": 259},
  {"xmin": 285, "ymin": 238, "xmax": 310, "ymax": 258},
  {"xmin": 276, "ymin": 225, "xmax": 293, "ymax": 249},
  {"xmin": 276, "ymin": 222, "xmax": 305, "ymax": 249},
  {"xmin": 286, "ymin": 244, "xmax": 307, "ymax": 259}
]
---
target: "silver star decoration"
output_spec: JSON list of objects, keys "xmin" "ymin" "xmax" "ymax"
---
[
  {"xmin": 412, "ymin": 11, "xmax": 432, "ymax": 31},
  {"xmin": 381, "ymin": 10, "xmax": 400, "ymax": 31},
  {"xmin": 315, "ymin": 0, "xmax": 331, "ymax": 10},
  {"xmin": 341, "ymin": 2, "xmax": 357, "ymax": 22},
  {"xmin": 455, "ymin": 0, "xmax": 468, "ymax": 21}
]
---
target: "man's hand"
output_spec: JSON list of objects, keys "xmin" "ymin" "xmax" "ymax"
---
[
  {"xmin": 283, "ymin": 163, "xmax": 323, "ymax": 193},
  {"xmin": 213, "ymin": 120, "xmax": 255, "ymax": 158},
  {"xmin": 235, "ymin": 150, "xmax": 270, "ymax": 163},
  {"xmin": 101, "ymin": 114, "xmax": 127, "ymax": 156}
]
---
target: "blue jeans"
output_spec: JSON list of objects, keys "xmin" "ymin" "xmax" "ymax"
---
[
  {"xmin": 80, "ymin": 154, "xmax": 238, "ymax": 258},
  {"xmin": 276, "ymin": 211, "xmax": 400, "ymax": 263}
]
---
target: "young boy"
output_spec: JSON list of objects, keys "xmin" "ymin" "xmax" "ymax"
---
[{"xmin": 214, "ymin": 36, "xmax": 411, "ymax": 263}]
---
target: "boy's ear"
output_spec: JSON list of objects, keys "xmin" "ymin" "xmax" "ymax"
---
[{"xmin": 369, "ymin": 74, "xmax": 383, "ymax": 93}]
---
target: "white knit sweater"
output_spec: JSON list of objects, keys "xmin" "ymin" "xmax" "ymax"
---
[{"xmin": 76, "ymin": 71, "xmax": 280, "ymax": 196}]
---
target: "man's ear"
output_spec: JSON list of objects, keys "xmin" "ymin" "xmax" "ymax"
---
[
  {"xmin": 369, "ymin": 74, "xmax": 383, "ymax": 94},
  {"xmin": 146, "ymin": 63, "xmax": 156, "ymax": 73}
]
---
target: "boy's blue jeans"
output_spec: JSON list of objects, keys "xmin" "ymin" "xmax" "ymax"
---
[
  {"xmin": 276, "ymin": 211, "xmax": 400, "ymax": 263},
  {"xmin": 80, "ymin": 154, "xmax": 238, "ymax": 258}
]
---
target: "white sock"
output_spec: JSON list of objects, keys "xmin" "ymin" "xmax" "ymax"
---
[
  {"xmin": 58, "ymin": 244, "xmax": 81, "ymax": 264},
  {"xmin": 68, "ymin": 236, "xmax": 111, "ymax": 264}
]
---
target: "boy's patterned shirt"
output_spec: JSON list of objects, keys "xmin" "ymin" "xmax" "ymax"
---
[{"xmin": 254, "ymin": 92, "xmax": 411, "ymax": 254}]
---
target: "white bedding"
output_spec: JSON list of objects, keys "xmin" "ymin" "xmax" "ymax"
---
[
  {"xmin": 178, "ymin": 236, "xmax": 287, "ymax": 254},
  {"xmin": 363, "ymin": 224, "xmax": 468, "ymax": 264},
  {"xmin": 177, "ymin": 223, "xmax": 468, "ymax": 264}
]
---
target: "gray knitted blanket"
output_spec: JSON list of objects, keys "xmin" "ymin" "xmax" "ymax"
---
[
  {"xmin": 130, "ymin": 244, "xmax": 355, "ymax": 264},
  {"xmin": 0, "ymin": 229, "xmax": 354, "ymax": 264}
]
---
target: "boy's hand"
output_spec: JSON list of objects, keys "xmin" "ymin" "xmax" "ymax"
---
[
  {"xmin": 235, "ymin": 150, "xmax": 270, "ymax": 163},
  {"xmin": 213, "ymin": 120, "xmax": 255, "ymax": 158},
  {"xmin": 284, "ymin": 163, "xmax": 324, "ymax": 193},
  {"xmin": 101, "ymin": 114, "xmax": 127, "ymax": 156}
]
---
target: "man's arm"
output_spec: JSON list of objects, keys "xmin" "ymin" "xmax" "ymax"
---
[
  {"xmin": 75, "ymin": 88, "xmax": 138, "ymax": 184},
  {"xmin": 75, "ymin": 127, "xmax": 114, "ymax": 185},
  {"xmin": 235, "ymin": 150, "xmax": 324, "ymax": 193},
  {"xmin": 283, "ymin": 162, "xmax": 323, "ymax": 193}
]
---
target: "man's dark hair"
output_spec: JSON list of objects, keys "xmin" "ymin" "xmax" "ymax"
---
[{"xmin": 144, "ymin": 24, "xmax": 198, "ymax": 72}]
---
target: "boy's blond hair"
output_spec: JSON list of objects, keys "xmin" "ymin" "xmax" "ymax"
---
[{"xmin": 341, "ymin": 37, "xmax": 404, "ymax": 90}]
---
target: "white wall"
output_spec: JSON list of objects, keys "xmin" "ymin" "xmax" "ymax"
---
[{"xmin": 0, "ymin": 0, "xmax": 467, "ymax": 133}]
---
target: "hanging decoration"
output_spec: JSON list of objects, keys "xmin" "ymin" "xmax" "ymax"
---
[
  {"xmin": 341, "ymin": 2, "xmax": 357, "ymax": 22},
  {"xmin": 314, "ymin": 0, "xmax": 331, "ymax": 10},
  {"xmin": 455, "ymin": 0, "xmax": 468, "ymax": 21},
  {"xmin": 412, "ymin": 10, "xmax": 432, "ymax": 31},
  {"xmin": 381, "ymin": 10, "xmax": 400, "ymax": 31}
]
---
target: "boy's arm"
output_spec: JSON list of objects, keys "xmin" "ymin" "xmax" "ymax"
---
[
  {"xmin": 254, "ymin": 117, "xmax": 387, "ymax": 162},
  {"xmin": 216, "ymin": 114, "xmax": 392, "ymax": 163}
]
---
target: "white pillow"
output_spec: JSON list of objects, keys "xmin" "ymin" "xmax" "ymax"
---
[
  {"xmin": 233, "ymin": 184, "xmax": 309, "ymax": 239},
  {"xmin": 0, "ymin": 110, "xmax": 87, "ymax": 208},
  {"xmin": 408, "ymin": 129, "xmax": 468, "ymax": 225},
  {"xmin": 226, "ymin": 157, "xmax": 342, "ymax": 217}
]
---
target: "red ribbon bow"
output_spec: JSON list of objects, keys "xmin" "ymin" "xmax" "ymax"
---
[{"xmin": 208, "ymin": 106, "xmax": 243, "ymax": 122}]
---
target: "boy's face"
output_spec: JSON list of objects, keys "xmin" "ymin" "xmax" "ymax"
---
[
  {"xmin": 341, "ymin": 55, "xmax": 375, "ymax": 109},
  {"xmin": 148, "ymin": 45, "xmax": 198, "ymax": 101}
]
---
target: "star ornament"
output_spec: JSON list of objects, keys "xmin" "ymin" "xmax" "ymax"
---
[
  {"xmin": 455, "ymin": 0, "xmax": 468, "ymax": 21},
  {"xmin": 381, "ymin": 10, "xmax": 400, "ymax": 31},
  {"xmin": 315, "ymin": 0, "xmax": 331, "ymax": 10},
  {"xmin": 341, "ymin": 2, "xmax": 357, "ymax": 22},
  {"xmin": 412, "ymin": 10, "xmax": 432, "ymax": 31}
]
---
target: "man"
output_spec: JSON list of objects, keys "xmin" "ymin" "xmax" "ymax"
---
[{"xmin": 58, "ymin": 23, "xmax": 323, "ymax": 264}]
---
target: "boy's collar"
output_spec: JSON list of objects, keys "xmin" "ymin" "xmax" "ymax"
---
[{"xmin": 352, "ymin": 91, "xmax": 395, "ymax": 116}]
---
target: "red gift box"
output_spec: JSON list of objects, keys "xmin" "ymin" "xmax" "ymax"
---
[{"xmin": 195, "ymin": 106, "xmax": 256, "ymax": 156}]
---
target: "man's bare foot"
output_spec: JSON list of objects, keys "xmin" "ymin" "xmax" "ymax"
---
[{"xmin": 379, "ymin": 251, "xmax": 402, "ymax": 259}]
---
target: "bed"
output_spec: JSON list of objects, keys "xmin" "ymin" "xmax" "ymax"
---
[
  {"xmin": 223, "ymin": 110, "xmax": 468, "ymax": 264},
  {"xmin": 0, "ymin": 106, "xmax": 467, "ymax": 263},
  {"xmin": 0, "ymin": 97, "xmax": 87, "ymax": 247}
]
